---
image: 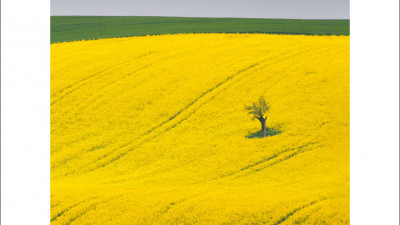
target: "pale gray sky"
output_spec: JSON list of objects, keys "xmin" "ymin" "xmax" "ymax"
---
[{"xmin": 51, "ymin": 0, "xmax": 349, "ymax": 19}]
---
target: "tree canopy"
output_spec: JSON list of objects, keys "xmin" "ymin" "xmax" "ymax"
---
[{"xmin": 245, "ymin": 96, "xmax": 270, "ymax": 121}]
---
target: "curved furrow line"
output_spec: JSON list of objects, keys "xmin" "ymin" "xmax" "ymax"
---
[
  {"xmin": 62, "ymin": 49, "xmax": 192, "ymax": 116},
  {"xmin": 83, "ymin": 53, "xmax": 292, "ymax": 172},
  {"xmin": 66, "ymin": 50, "xmax": 312, "ymax": 178},
  {"xmin": 51, "ymin": 139, "xmax": 111, "ymax": 170},
  {"xmin": 52, "ymin": 36, "xmax": 224, "ymax": 112},
  {"xmin": 204, "ymin": 45, "xmax": 344, "ymax": 181},
  {"xmin": 260, "ymin": 45, "xmax": 349, "ymax": 94},
  {"xmin": 51, "ymin": 51, "xmax": 156, "ymax": 106},
  {"xmin": 138, "ymin": 62, "xmax": 259, "ymax": 137},
  {"xmin": 63, "ymin": 202, "xmax": 99, "ymax": 225},
  {"xmin": 228, "ymin": 143, "xmax": 316, "ymax": 178},
  {"xmin": 152, "ymin": 194, "xmax": 202, "ymax": 222},
  {"xmin": 67, "ymin": 42, "xmax": 321, "ymax": 175},
  {"xmin": 234, "ymin": 124, "xmax": 328, "ymax": 179},
  {"xmin": 121, "ymin": 43, "xmax": 336, "ymax": 179},
  {"xmin": 51, "ymin": 60, "xmax": 154, "ymax": 109},
  {"xmin": 60, "ymin": 41, "xmax": 332, "ymax": 176},
  {"xmin": 193, "ymin": 141, "xmax": 319, "ymax": 184},
  {"xmin": 124, "ymin": 44, "xmax": 339, "ymax": 182},
  {"xmin": 67, "ymin": 61, "xmax": 264, "ymax": 175},
  {"xmin": 51, "ymin": 51, "xmax": 152, "ymax": 97},
  {"xmin": 218, "ymin": 120, "xmax": 326, "ymax": 183},
  {"xmin": 272, "ymin": 199, "xmax": 325, "ymax": 225},
  {"xmin": 51, "ymin": 38, "xmax": 203, "ymax": 108},
  {"xmin": 292, "ymin": 205, "xmax": 323, "ymax": 224},
  {"xmin": 63, "ymin": 194, "xmax": 124, "ymax": 225},
  {"xmin": 51, "ymin": 203, "xmax": 60, "ymax": 208},
  {"xmin": 237, "ymin": 142, "xmax": 322, "ymax": 179},
  {"xmin": 66, "ymin": 61, "xmax": 157, "ymax": 115},
  {"xmin": 79, "ymin": 44, "xmax": 315, "ymax": 171},
  {"xmin": 50, "ymin": 196, "xmax": 97, "ymax": 222}
]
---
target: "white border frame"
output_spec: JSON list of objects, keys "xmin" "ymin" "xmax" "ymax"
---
[
  {"xmin": 1, "ymin": 0, "xmax": 50, "ymax": 224},
  {"xmin": 350, "ymin": 0, "xmax": 399, "ymax": 224}
]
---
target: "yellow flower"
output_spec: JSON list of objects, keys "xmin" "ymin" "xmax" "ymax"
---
[{"xmin": 51, "ymin": 33, "xmax": 349, "ymax": 224}]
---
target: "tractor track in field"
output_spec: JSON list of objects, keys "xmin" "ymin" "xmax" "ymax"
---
[
  {"xmin": 51, "ymin": 196, "xmax": 97, "ymax": 222},
  {"xmin": 152, "ymin": 194, "xmax": 203, "ymax": 222},
  {"xmin": 61, "ymin": 42, "xmax": 326, "ymax": 176},
  {"xmin": 60, "ymin": 44, "xmax": 214, "ymax": 117},
  {"xmin": 74, "ymin": 60, "xmax": 264, "ymax": 174},
  {"xmin": 54, "ymin": 41, "xmax": 339, "ymax": 178},
  {"xmin": 111, "ymin": 45, "xmax": 341, "ymax": 182},
  {"xmin": 51, "ymin": 51, "xmax": 157, "ymax": 106},
  {"xmin": 211, "ymin": 141, "xmax": 319, "ymax": 181},
  {"xmin": 272, "ymin": 199, "xmax": 325, "ymax": 225},
  {"xmin": 51, "ymin": 36, "xmax": 224, "ymax": 110},
  {"xmin": 75, "ymin": 45, "xmax": 306, "ymax": 173},
  {"xmin": 228, "ymin": 125, "xmax": 326, "ymax": 180},
  {"xmin": 56, "ymin": 51, "xmax": 182, "ymax": 116},
  {"xmin": 52, "ymin": 44, "xmax": 345, "ymax": 171},
  {"xmin": 61, "ymin": 194, "xmax": 124, "ymax": 225},
  {"xmin": 294, "ymin": 205, "xmax": 323, "ymax": 224}
]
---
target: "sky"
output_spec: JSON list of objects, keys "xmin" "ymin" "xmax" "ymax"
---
[{"xmin": 51, "ymin": 0, "xmax": 349, "ymax": 19}]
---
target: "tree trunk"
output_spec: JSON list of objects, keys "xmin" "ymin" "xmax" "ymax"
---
[{"xmin": 259, "ymin": 117, "xmax": 266, "ymax": 137}]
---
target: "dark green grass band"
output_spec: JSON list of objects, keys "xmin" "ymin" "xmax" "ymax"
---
[{"xmin": 51, "ymin": 16, "xmax": 350, "ymax": 43}]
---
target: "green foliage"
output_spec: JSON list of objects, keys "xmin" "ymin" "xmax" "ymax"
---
[
  {"xmin": 51, "ymin": 16, "xmax": 350, "ymax": 43},
  {"xmin": 245, "ymin": 96, "xmax": 270, "ymax": 121}
]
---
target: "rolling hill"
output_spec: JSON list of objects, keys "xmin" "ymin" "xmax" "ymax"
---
[{"xmin": 51, "ymin": 33, "xmax": 349, "ymax": 224}]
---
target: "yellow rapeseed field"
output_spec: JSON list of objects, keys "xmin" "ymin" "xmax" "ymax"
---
[{"xmin": 51, "ymin": 33, "xmax": 349, "ymax": 224}]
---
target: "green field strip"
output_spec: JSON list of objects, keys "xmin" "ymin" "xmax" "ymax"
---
[{"xmin": 51, "ymin": 16, "xmax": 349, "ymax": 43}]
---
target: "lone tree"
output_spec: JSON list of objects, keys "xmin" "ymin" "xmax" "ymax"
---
[{"xmin": 245, "ymin": 96, "xmax": 270, "ymax": 137}]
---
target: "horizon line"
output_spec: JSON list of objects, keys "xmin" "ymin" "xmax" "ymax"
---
[{"xmin": 50, "ymin": 15, "xmax": 350, "ymax": 20}]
